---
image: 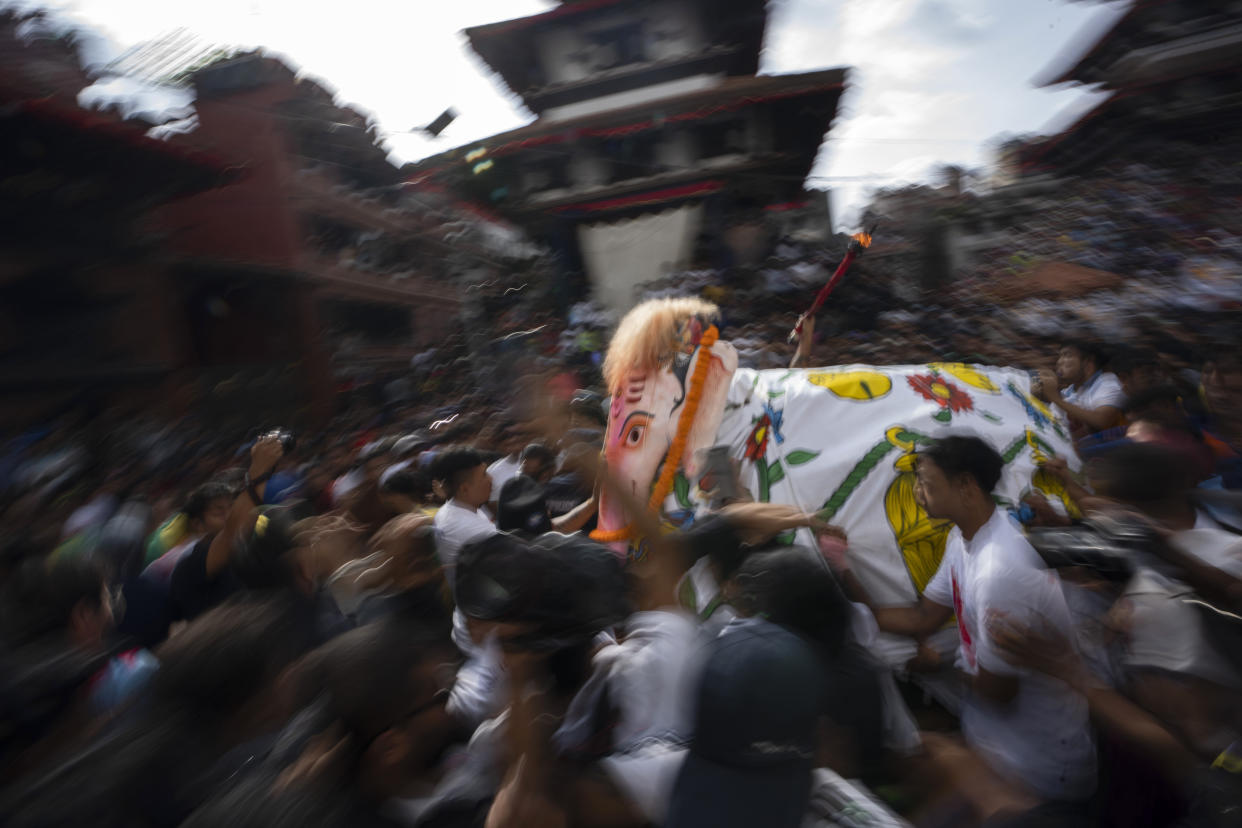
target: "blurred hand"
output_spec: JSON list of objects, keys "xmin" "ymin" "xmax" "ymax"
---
[
  {"xmin": 486, "ymin": 757, "xmax": 567, "ymax": 828},
  {"xmin": 1034, "ymin": 369, "xmax": 1061, "ymax": 403},
  {"xmin": 904, "ymin": 640, "xmax": 946, "ymax": 674},
  {"xmin": 790, "ymin": 313, "xmax": 815, "ymax": 367},
  {"xmin": 987, "ymin": 612, "xmax": 1081, "ymax": 685},
  {"xmin": 796, "ymin": 312, "xmax": 815, "ymax": 342},
  {"xmin": 1039, "ymin": 454, "xmax": 1070, "ymax": 480},
  {"xmin": 273, "ymin": 724, "xmax": 352, "ymax": 795},
  {"xmin": 718, "ymin": 502, "xmax": 825, "ymax": 545},
  {"xmin": 489, "ymin": 657, "xmax": 566, "ymax": 828},
  {"xmin": 1021, "ymin": 493, "xmax": 1070, "ymax": 527},
  {"xmin": 248, "ymin": 435, "xmax": 284, "ymax": 480},
  {"xmin": 815, "ymin": 526, "xmax": 850, "ymax": 572}
]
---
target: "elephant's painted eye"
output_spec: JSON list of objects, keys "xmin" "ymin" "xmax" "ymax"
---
[{"xmin": 620, "ymin": 414, "xmax": 650, "ymax": 448}]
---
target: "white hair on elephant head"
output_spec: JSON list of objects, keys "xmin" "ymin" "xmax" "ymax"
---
[{"xmin": 603, "ymin": 297, "xmax": 721, "ymax": 395}]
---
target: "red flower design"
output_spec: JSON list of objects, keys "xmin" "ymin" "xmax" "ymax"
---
[
  {"xmin": 745, "ymin": 414, "xmax": 771, "ymax": 460},
  {"xmin": 908, "ymin": 374, "xmax": 973, "ymax": 413}
]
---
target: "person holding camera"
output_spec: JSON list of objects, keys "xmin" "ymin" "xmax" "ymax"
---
[{"xmin": 167, "ymin": 434, "xmax": 285, "ymax": 622}]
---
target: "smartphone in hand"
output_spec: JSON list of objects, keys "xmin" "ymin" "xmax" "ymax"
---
[{"xmin": 699, "ymin": 445, "xmax": 742, "ymax": 506}]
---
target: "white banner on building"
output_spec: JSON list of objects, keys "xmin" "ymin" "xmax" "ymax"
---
[{"xmin": 579, "ymin": 204, "xmax": 703, "ymax": 311}]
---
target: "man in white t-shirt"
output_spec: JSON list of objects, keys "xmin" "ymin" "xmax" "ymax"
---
[
  {"xmin": 429, "ymin": 446, "xmax": 502, "ymax": 725},
  {"xmin": 485, "ymin": 423, "xmax": 526, "ymax": 513},
  {"xmin": 1035, "ymin": 340, "xmax": 1126, "ymax": 439},
  {"xmin": 831, "ymin": 435, "xmax": 1096, "ymax": 804},
  {"xmin": 430, "ymin": 447, "xmax": 498, "ymax": 579}
]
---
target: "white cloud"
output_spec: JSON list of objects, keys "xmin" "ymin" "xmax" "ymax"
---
[{"xmin": 77, "ymin": 75, "xmax": 195, "ymax": 122}]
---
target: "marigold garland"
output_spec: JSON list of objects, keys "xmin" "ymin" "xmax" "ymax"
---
[{"xmin": 590, "ymin": 325, "xmax": 719, "ymax": 545}]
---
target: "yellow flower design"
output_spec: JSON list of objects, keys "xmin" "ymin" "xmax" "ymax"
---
[
  {"xmin": 1031, "ymin": 468, "xmax": 1083, "ymax": 520},
  {"xmin": 885, "ymin": 450, "xmax": 953, "ymax": 593},
  {"xmin": 881, "ymin": 427, "xmax": 953, "ymax": 594},
  {"xmin": 807, "ymin": 370, "xmax": 893, "ymax": 401},
  {"xmin": 929, "ymin": 363, "xmax": 1000, "ymax": 393}
]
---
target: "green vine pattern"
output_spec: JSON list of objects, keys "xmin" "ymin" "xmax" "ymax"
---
[
  {"xmin": 817, "ymin": 429, "xmax": 935, "ymax": 521},
  {"xmin": 753, "ymin": 448, "xmax": 819, "ymax": 502}
]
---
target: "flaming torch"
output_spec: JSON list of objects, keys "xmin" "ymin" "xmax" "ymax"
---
[{"xmin": 788, "ymin": 225, "xmax": 876, "ymax": 343}]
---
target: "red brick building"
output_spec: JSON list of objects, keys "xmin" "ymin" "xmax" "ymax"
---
[
  {"xmin": 0, "ymin": 10, "xmax": 235, "ymax": 429},
  {"xmin": 153, "ymin": 54, "xmax": 470, "ymax": 422}
]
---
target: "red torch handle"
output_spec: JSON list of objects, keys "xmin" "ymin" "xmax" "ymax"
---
[
  {"xmin": 789, "ymin": 226, "xmax": 875, "ymax": 343},
  {"xmin": 807, "ymin": 248, "xmax": 858, "ymax": 314}
]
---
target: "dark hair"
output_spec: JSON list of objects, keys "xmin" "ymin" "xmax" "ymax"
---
[
  {"xmin": 301, "ymin": 622, "xmax": 448, "ymax": 745},
  {"xmin": 183, "ymin": 482, "xmax": 233, "ymax": 522},
  {"xmin": 519, "ymin": 442, "xmax": 556, "ymax": 469},
  {"xmin": 569, "ymin": 392, "xmax": 608, "ymax": 426},
  {"xmin": 359, "ymin": 437, "xmax": 397, "ymax": 464},
  {"xmin": 455, "ymin": 533, "xmax": 538, "ymax": 622},
  {"xmin": 1090, "ymin": 443, "xmax": 1189, "ymax": 507},
  {"xmin": 456, "ymin": 532, "xmax": 628, "ymax": 649},
  {"xmin": 1110, "ymin": 348, "xmax": 1159, "ymax": 378},
  {"xmin": 920, "ymin": 435, "xmax": 1004, "ymax": 494},
  {"xmin": 1060, "ymin": 339, "xmax": 1108, "ymax": 369},
  {"xmin": 152, "ymin": 596, "xmax": 307, "ymax": 720},
  {"xmin": 1123, "ymin": 385, "xmax": 1185, "ymax": 421},
  {"xmin": 0, "ymin": 556, "xmax": 107, "ymax": 646},
  {"xmin": 380, "ymin": 468, "xmax": 432, "ymax": 501},
  {"xmin": 211, "ymin": 467, "xmax": 248, "ymax": 495},
  {"xmin": 733, "ymin": 548, "xmax": 853, "ymax": 657},
  {"xmin": 429, "ymin": 447, "xmax": 486, "ymax": 498}
]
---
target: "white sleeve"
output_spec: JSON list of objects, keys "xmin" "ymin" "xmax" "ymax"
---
[
  {"xmin": 603, "ymin": 611, "xmax": 700, "ymax": 748},
  {"xmin": 600, "ymin": 747, "xmax": 688, "ymax": 825},
  {"xmin": 446, "ymin": 632, "xmax": 503, "ymax": 729},
  {"xmin": 922, "ymin": 549, "xmax": 955, "ymax": 608},
  {"xmin": 1090, "ymin": 373, "xmax": 1126, "ymax": 410}
]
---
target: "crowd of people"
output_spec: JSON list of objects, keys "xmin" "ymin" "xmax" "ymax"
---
[
  {"xmin": 3, "ymin": 150, "xmax": 1242, "ymax": 825},
  {"xmin": 2, "ymin": 313, "xmax": 1241, "ymax": 827}
]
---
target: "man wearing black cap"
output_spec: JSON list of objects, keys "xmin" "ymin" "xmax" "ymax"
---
[
  {"xmin": 665, "ymin": 617, "xmax": 825, "ymax": 828},
  {"xmin": 497, "ymin": 443, "xmax": 597, "ymax": 536}
]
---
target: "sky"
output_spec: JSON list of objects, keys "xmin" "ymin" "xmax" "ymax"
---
[{"xmin": 46, "ymin": 0, "xmax": 1129, "ymax": 226}]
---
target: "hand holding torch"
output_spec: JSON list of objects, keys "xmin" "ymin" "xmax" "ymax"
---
[{"xmin": 788, "ymin": 225, "xmax": 876, "ymax": 344}]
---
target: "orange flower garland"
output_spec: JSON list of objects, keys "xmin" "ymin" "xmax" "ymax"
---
[{"xmin": 590, "ymin": 324, "xmax": 719, "ymax": 545}]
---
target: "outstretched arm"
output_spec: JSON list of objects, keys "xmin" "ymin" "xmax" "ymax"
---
[
  {"xmin": 550, "ymin": 493, "xmax": 598, "ymax": 534},
  {"xmin": 205, "ymin": 435, "xmax": 284, "ymax": 578},
  {"xmin": 819, "ymin": 531, "xmax": 953, "ymax": 639}
]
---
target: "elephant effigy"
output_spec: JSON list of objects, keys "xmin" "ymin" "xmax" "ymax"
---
[{"xmin": 591, "ymin": 297, "xmax": 1080, "ymax": 623}]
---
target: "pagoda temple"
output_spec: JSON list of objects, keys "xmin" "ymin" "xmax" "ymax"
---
[
  {"xmin": 1026, "ymin": 1, "xmax": 1242, "ymax": 173},
  {"xmin": 410, "ymin": 0, "xmax": 849, "ymax": 310}
]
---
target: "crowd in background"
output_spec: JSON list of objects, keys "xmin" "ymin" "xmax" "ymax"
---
[{"xmin": 2, "ymin": 155, "xmax": 1242, "ymax": 827}]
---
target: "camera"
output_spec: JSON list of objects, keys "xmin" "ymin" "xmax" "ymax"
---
[
  {"xmin": 264, "ymin": 429, "xmax": 297, "ymax": 454},
  {"xmin": 1027, "ymin": 512, "xmax": 1155, "ymax": 583}
]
